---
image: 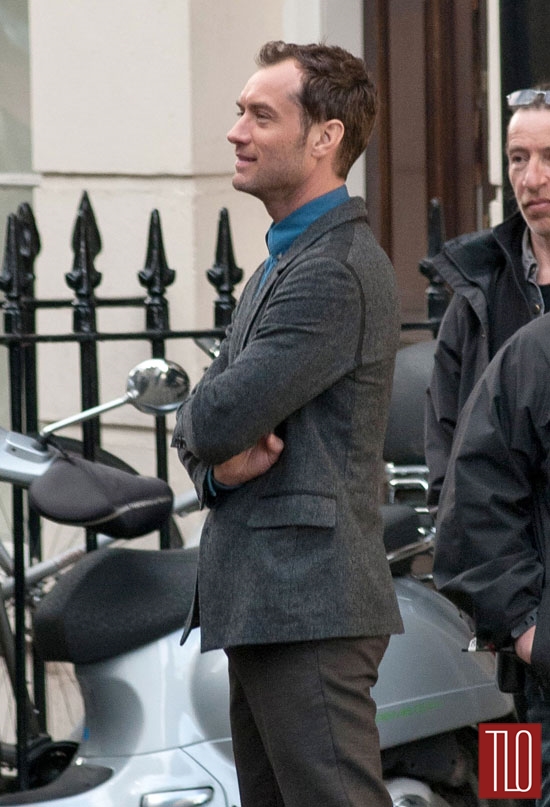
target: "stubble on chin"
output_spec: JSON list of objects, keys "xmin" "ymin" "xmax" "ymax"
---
[
  {"xmin": 231, "ymin": 172, "xmax": 249, "ymax": 193},
  {"xmin": 522, "ymin": 212, "xmax": 550, "ymax": 239},
  {"xmin": 231, "ymin": 175, "xmax": 262, "ymax": 201}
]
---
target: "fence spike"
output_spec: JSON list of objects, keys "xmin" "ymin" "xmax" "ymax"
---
[
  {"xmin": 16, "ymin": 203, "xmax": 41, "ymax": 268},
  {"xmin": 73, "ymin": 191, "xmax": 102, "ymax": 260},
  {"xmin": 206, "ymin": 208, "xmax": 243, "ymax": 327},
  {"xmin": 138, "ymin": 209, "xmax": 176, "ymax": 295},
  {"xmin": 0, "ymin": 214, "xmax": 33, "ymax": 299},
  {"xmin": 66, "ymin": 211, "xmax": 102, "ymax": 296},
  {"xmin": 418, "ymin": 198, "xmax": 449, "ymax": 334},
  {"xmin": 138, "ymin": 210, "xmax": 175, "ymax": 333}
]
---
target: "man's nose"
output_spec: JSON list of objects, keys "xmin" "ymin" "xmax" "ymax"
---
[
  {"xmin": 522, "ymin": 157, "xmax": 548, "ymax": 190},
  {"xmin": 227, "ymin": 116, "xmax": 248, "ymax": 144}
]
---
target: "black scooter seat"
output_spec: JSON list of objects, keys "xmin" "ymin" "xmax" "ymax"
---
[{"xmin": 33, "ymin": 546, "xmax": 198, "ymax": 665}]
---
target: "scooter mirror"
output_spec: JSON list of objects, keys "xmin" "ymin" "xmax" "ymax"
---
[
  {"xmin": 39, "ymin": 359, "xmax": 190, "ymax": 439},
  {"xmin": 126, "ymin": 359, "xmax": 190, "ymax": 414}
]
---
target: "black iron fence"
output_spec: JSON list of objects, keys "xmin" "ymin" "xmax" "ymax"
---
[{"xmin": 0, "ymin": 190, "xmax": 243, "ymax": 789}]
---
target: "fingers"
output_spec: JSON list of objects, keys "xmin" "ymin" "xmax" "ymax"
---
[{"xmin": 264, "ymin": 432, "xmax": 285, "ymax": 456}]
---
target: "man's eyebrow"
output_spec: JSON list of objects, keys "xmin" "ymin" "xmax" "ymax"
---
[{"xmin": 235, "ymin": 100, "xmax": 277, "ymax": 116}]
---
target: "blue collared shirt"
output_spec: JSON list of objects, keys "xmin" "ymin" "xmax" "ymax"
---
[{"xmin": 258, "ymin": 184, "xmax": 350, "ymax": 290}]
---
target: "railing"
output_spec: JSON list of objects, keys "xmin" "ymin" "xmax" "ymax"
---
[
  {"xmin": 0, "ymin": 191, "xmax": 243, "ymax": 788},
  {"xmin": 403, "ymin": 198, "xmax": 450, "ymax": 338}
]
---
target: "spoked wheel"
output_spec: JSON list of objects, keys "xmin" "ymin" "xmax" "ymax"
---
[{"xmin": 0, "ymin": 439, "xmax": 183, "ymax": 788}]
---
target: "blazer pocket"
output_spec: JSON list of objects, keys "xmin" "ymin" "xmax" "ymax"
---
[{"xmin": 247, "ymin": 493, "xmax": 336, "ymax": 529}]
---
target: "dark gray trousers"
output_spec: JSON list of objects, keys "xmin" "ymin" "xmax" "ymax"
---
[{"xmin": 225, "ymin": 635, "xmax": 391, "ymax": 807}]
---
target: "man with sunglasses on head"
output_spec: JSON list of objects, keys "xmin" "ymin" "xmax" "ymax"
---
[
  {"xmin": 425, "ymin": 85, "xmax": 550, "ymax": 510},
  {"xmin": 428, "ymin": 87, "xmax": 550, "ymax": 805}
]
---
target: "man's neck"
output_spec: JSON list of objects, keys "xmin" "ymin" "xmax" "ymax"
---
[{"xmin": 265, "ymin": 177, "xmax": 345, "ymax": 223}]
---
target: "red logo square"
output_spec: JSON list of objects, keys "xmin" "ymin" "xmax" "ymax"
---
[{"xmin": 479, "ymin": 723, "xmax": 542, "ymax": 799}]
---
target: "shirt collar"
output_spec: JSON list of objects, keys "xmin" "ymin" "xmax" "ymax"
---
[
  {"xmin": 521, "ymin": 226, "xmax": 538, "ymax": 281},
  {"xmin": 265, "ymin": 185, "xmax": 349, "ymax": 262}
]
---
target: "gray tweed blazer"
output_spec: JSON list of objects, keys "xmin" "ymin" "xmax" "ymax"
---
[{"xmin": 172, "ymin": 197, "xmax": 404, "ymax": 651}]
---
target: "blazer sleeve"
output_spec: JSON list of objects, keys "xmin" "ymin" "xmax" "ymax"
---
[
  {"xmin": 171, "ymin": 320, "xmax": 233, "ymax": 505},
  {"xmin": 174, "ymin": 255, "xmax": 375, "ymax": 466}
]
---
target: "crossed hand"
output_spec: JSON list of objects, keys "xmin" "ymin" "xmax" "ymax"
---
[{"xmin": 213, "ymin": 433, "xmax": 284, "ymax": 487}]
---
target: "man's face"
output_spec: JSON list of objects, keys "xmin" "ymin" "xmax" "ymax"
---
[
  {"xmin": 227, "ymin": 59, "xmax": 320, "ymax": 221},
  {"xmin": 507, "ymin": 107, "xmax": 550, "ymax": 238}
]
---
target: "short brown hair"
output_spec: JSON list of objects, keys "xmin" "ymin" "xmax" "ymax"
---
[{"xmin": 256, "ymin": 41, "xmax": 378, "ymax": 179}]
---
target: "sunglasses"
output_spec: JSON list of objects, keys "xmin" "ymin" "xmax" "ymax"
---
[{"xmin": 507, "ymin": 88, "xmax": 550, "ymax": 108}]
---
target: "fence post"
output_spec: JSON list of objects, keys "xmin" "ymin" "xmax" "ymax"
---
[
  {"xmin": 16, "ymin": 204, "xmax": 41, "ymax": 562},
  {"xmin": 14, "ymin": 203, "xmax": 50, "ymax": 730},
  {"xmin": 65, "ymin": 192, "xmax": 102, "ymax": 551},
  {"xmin": 207, "ymin": 208, "xmax": 243, "ymax": 328},
  {"xmin": 139, "ymin": 209, "xmax": 175, "ymax": 549},
  {"xmin": 65, "ymin": 192, "xmax": 102, "ymax": 451},
  {"xmin": 0, "ymin": 213, "xmax": 41, "ymax": 789},
  {"xmin": 418, "ymin": 198, "xmax": 450, "ymax": 336}
]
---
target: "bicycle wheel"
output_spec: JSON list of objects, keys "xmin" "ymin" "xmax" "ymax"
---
[{"xmin": 0, "ymin": 439, "xmax": 183, "ymax": 787}]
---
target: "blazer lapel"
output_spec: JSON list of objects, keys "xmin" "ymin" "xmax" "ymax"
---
[
  {"xmin": 235, "ymin": 253, "xmax": 291, "ymax": 353},
  {"xmin": 234, "ymin": 199, "xmax": 364, "ymax": 354}
]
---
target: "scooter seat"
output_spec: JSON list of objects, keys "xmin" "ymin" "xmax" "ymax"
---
[{"xmin": 33, "ymin": 546, "xmax": 198, "ymax": 665}]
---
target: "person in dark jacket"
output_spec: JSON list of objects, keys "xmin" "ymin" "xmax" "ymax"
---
[
  {"xmin": 433, "ymin": 312, "xmax": 550, "ymax": 806},
  {"xmin": 425, "ymin": 86, "xmax": 550, "ymax": 507}
]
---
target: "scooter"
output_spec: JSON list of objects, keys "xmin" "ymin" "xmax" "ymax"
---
[{"xmin": 0, "ymin": 348, "xmax": 514, "ymax": 807}]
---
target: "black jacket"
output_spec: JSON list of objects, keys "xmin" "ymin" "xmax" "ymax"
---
[
  {"xmin": 425, "ymin": 210, "xmax": 541, "ymax": 505},
  {"xmin": 433, "ymin": 314, "xmax": 550, "ymax": 683}
]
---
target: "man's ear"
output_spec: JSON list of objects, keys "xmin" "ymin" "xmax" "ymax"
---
[{"xmin": 311, "ymin": 119, "xmax": 345, "ymax": 159}]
